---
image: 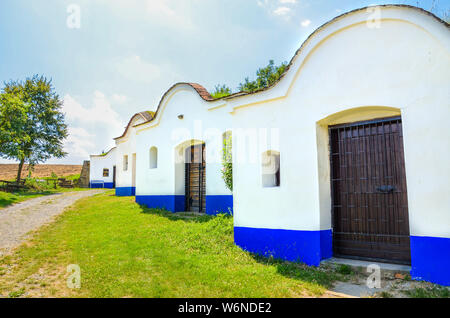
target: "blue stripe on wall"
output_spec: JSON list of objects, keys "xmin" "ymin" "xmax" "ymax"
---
[
  {"xmin": 234, "ymin": 227, "xmax": 332, "ymax": 266},
  {"xmin": 411, "ymin": 236, "xmax": 450, "ymax": 286},
  {"xmin": 136, "ymin": 195, "xmax": 185, "ymax": 212},
  {"xmin": 90, "ymin": 183, "xmax": 104, "ymax": 189},
  {"xmin": 206, "ymin": 195, "xmax": 233, "ymax": 215},
  {"xmin": 136, "ymin": 195, "xmax": 233, "ymax": 214},
  {"xmin": 104, "ymin": 183, "xmax": 114, "ymax": 189},
  {"xmin": 115, "ymin": 187, "xmax": 136, "ymax": 197}
]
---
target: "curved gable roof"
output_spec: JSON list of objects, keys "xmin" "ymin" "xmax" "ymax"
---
[
  {"xmin": 132, "ymin": 5, "xmax": 448, "ymax": 129},
  {"xmin": 114, "ymin": 111, "xmax": 155, "ymax": 140}
]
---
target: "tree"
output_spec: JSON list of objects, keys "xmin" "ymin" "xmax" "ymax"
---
[
  {"xmin": 238, "ymin": 60, "xmax": 288, "ymax": 93},
  {"xmin": 0, "ymin": 75, "xmax": 68, "ymax": 183},
  {"xmin": 221, "ymin": 132, "xmax": 233, "ymax": 191},
  {"xmin": 211, "ymin": 84, "xmax": 232, "ymax": 99},
  {"xmin": 212, "ymin": 60, "xmax": 288, "ymax": 98}
]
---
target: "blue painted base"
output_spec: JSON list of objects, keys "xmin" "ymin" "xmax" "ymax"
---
[
  {"xmin": 116, "ymin": 187, "xmax": 136, "ymax": 197},
  {"xmin": 136, "ymin": 195, "xmax": 233, "ymax": 214},
  {"xmin": 90, "ymin": 183, "xmax": 104, "ymax": 189},
  {"xmin": 411, "ymin": 236, "xmax": 450, "ymax": 286},
  {"xmin": 206, "ymin": 195, "xmax": 233, "ymax": 215},
  {"xmin": 234, "ymin": 227, "xmax": 332, "ymax": 266},
  {"xmin": 104, "ymin": 183, "xmax": 114, "ymax": 189},
  {"xmin": 136, "ymin": 195, "xmax": 185, "ymax": 212}
]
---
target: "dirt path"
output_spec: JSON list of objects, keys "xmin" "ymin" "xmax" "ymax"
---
[{"xmin": 0, "ymin": 190, "xmax": 106, "ymax": 257}]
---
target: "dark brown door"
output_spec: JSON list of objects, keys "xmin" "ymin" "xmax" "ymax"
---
[
  {"xmin": 330, "ymin": 117, "xmax": 411, "ymax": 264},
  {"xmin": 113, "ymin": 166, "xmax": 116, "ymax": 189},
  {"xmin": 185, "ymin": 144, "xmax": 206, "ymax": 213}
]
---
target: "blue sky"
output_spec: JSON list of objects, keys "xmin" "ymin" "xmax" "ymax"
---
[{"xmin": 0, "ymin": 0, "xmax": 448, "ymax": 164}]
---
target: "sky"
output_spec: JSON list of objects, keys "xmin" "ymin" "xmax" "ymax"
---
[{"xmin": 0, "ymin": 0, "xmax": 448, "ymax": 164}]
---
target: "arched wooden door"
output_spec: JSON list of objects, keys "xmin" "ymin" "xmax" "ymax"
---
[
  {"xmin": 330, "ymin": 117, "xmax": 411, "ymax": 264},
  {"xmin": 185, "ymin": 144, "xmax": 206, "ymax": 213}
]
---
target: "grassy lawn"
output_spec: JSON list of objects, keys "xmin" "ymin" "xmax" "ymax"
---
[{"xmin": 0, "ymin": 191, "xmax": 344, "ymax": 298}]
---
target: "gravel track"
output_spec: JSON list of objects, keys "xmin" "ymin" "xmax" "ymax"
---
[{"xmin": 0, "ymin": 190, "xmax": 106, "ymax": 257}]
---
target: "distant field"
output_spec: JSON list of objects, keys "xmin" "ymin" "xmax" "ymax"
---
[{"xmin": 0, "ymin": 164, "xmax": 82, "ymax": 180}]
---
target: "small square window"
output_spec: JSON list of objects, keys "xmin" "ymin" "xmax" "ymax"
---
[{"xmin": 103, "ymin": 169, "xmax": 109, "ymax": 177}]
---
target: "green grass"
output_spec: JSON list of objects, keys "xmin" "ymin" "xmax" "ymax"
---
[
  {"xmin": 405, "ymin": 286, "xmax": 450, "ymax": 298},
  {"xmin": 335, "ymin": 264, "xmax": 353, "ymax": 275},
  {"xmin": 0, "ymin": 192, "xmax": 341, "ymax": 298}
]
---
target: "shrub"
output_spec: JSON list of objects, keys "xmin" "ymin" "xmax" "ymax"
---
[{"xmin": 221, "ymin": 133, "xmax": 232, "ymax": 191}]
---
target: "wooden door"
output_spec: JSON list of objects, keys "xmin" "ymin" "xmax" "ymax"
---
[
  {"xmin": 185, "ymin": 144, "xmax": 206, "ymax": 213},
  {"xmin": 113, "ymin": 166, "xmax": 116, "ymax": 188},
  {"xmin": 330, "ymin": 117, "xmax": 411, "ymax": 264}
]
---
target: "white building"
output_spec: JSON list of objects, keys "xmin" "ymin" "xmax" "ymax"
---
[
  {"xmin": 227, "ymin": 5, "xmax": 449, "ymax": 286},
  {"xmin": 114, "ymin": 111, "xmax": 154, "ymax": 196},
  {"xmin": 90, "ymin": 5, "xmax": 449, "ymax": 286},
  {"xmin": 89, "ymin": 147, "xmax": 117, "ymax": 189},
  {"xmin": 134, "ymin": 83, "xmax": 233, "ymax": 214}
]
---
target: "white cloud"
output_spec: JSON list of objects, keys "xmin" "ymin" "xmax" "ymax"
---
[
  {"xmin": 259, "ymin": 0, "xmax": 298, "ymax": 21},
  {"xmin": 115, "ymin": 55, "xmax": 161, "ymax": 84},
  {"xmin": 145, "ymin": 0, "xmax": 195, "ymax": 29},
  {"xmin": 273, "ymin": 7, "xmax": 291, "ymax": 16},
  {"xmin": 62, "ymin": 92, "xmax": 126, "ymax": 161},
  {"xmin": 98, "ymin": 0, "xmax": 195, "ymax": 30},
  {"xmin": 63, "ymin": 92, "xmax": 123, "ymax": 132},
  {"xmin": 112, "ymin": 94, "xmax": 128, "ymax": 103},
  {"xmin": 301, "ymin": 19, "xmax": 311, "ymax": 27},
  {"xmin": 64, "ymin": 127, "xmax": 96, "ymax": 159}
]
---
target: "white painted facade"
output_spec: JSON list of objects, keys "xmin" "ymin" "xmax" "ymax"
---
[
  {"xmin": 89, "ymin": 147, "xmax": 117, "ymax": 188},
  {"xmin": 89, "ymin": 5, "xmax": 449, "ymax": 285},
  {"xmin": 134, "ymin": 84, "xmax": 233, "ymax": 213},
  {"xmin": 227, "ymin": 5, "xmax": 449, "ymax": 240},
  {"xmin": 114, "ymin": 113, "xmax": 151, "ymax": 195}
]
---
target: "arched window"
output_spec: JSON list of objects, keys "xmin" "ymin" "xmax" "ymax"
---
[
  {"xmin": 149, "ymin": 147, "xmax": 158, "ymax": 169},
  {"xmin": 123, "ymin": 155, "xmax": 129, "ymax": 171},
  {"xmin": 262, "ymin": 151, "xmax": 280, "ymax": 188}
]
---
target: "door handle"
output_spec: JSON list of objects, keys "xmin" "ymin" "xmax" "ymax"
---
[{"xmin": 376, "ymin": 185, "xmax": 396, "ymax": 193}]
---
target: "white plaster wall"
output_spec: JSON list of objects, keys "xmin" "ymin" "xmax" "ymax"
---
[
  {"xmin": 135, "ymin": 86, "xmax": 232, "ymax": 197},
  {"xmin": 89, "ymin": 148, "xmax": 117, "ymax": 183},
  {"xmin": 115, "ymin": 117, "xmax": 145, "ymax": 188},
  {"xmin": 230, "ymin": 7, "xmax": 450, "ymax": 238}
]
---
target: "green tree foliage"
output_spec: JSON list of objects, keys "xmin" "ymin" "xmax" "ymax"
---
[
  {"xmin": 211, "ymin": 84, "xmax": 232, "ymax": 99},
  {"xmin": 221, "ymin": 132, "xmax": 233, "ymax": 191},
  {"xmin": 211, "ymin": 60, "xmax": 288, "ymax": 98},
  {"xmin": 238, "ymin": 60, "xmax": 288, "ymax": 93},
  {"xmin": 0, "ymin": 75, "xmax": 68, "ymax": 183}
]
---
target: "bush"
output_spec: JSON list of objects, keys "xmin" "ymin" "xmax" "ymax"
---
[
  {"xmin": 221, "ymin": 133, "xmax": 232, "ymax": 191},
  {"xmin": 24, "ymin": 178, "xmax": 56, "ymax": 191}
]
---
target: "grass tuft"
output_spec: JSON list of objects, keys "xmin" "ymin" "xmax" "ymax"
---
[{"xmin": 405, "ymin": 286, "xmax": 450, "ymax": 298}]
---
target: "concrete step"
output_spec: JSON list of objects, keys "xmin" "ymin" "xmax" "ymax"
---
[{"xmin": 322, "ymin": 257, "xmax": 411, "ymax": 276}]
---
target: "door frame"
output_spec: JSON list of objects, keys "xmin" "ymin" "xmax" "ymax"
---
[
  {"xmin": 185, "ymin": 143, "xmax": 206, "ymax": 213},
  {"xmin": 113, "ymin": 166, "xmax": 116, "ymax": 189},
  {"xmin": 328, "ymin": 116, "xmax": 411, "ymax": 264}
]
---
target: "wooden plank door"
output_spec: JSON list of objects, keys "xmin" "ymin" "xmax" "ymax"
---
[
  {"xmin": 113, "ymin": 166, "xmax": 116, "ymax": 188},
  {"xmin": 185, "ymin": 144, "xmax": 206, "ymax": 213},
  {"xmin": 330, "ymin": 117, "xmax": 411, "ymax": 264}
]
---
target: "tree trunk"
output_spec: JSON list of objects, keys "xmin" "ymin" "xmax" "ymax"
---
[{"xmin": 16, "ymin": 159, "xmax": 25, "ymax": 184}]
